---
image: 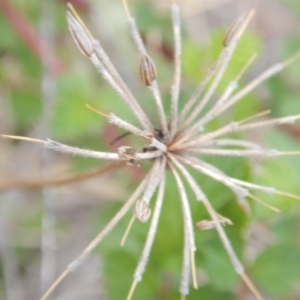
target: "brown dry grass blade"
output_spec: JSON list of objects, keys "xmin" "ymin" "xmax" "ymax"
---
[{"xmin": 0, "ymin": 161, "xmax": 125, "ymax": 191}]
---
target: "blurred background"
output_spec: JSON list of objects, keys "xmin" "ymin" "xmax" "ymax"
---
[{"xmin": 0, "ymin": 0, "xmax": 300, "ymax": 299}]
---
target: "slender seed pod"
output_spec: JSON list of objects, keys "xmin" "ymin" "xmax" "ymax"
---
[
  {"xmin": 66, "ymin": 11, "xmax": 94, "ymax": 58},
  {"xmin": 139, "ymin": 54, "xmax": 157, "ymax": 86},
  {"xmin": 223, "ymin": 19, "xmax": 239, "ymax": 47},
  {"xmin": 222, "ymin": 10, "xmax": 250, "ymax": 47},
  {"xmin": 135, "ymin": 199, "xmax": 151, "ymax": 223}
]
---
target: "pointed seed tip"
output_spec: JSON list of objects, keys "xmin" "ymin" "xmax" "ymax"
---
[{"xmin": 0, "ymin": 135, "xmax": 46, "ymax": 144}]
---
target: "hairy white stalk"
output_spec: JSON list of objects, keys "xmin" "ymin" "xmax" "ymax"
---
[
  {"xmin": 127, "ymin": 18, "xmax": 147, "ymax": 54},
  {"xmin": 191, "ymin": 52, "xmax": 300, "ymax": 132},
  {"xmin": 133, "ymin": 171, "xmax": 166, "ymax": 282},
  {"xmin": 107, "ymin": 113, "xmax": 167, "ymax": 151},
  {"xmin": 234, "ymin": 115, "xmax": 300, "ymax": 132},
  {"xmin": 169, "ymin": 3, "xmax": 182, "ymax": 138},
  {"xmin": 181, "ymin": 219, "xmax": 191, "ymax": 296},
  {"xmin": 187, "ymin": 148, "xmax": 279, "ymax": 158},
  {"xmin": 184, "ymin": 81, "xmax": 239, "ymax": 140},
  {"xmin": 230, "ymin": 178, "xmax": 300, "ymax": 203},
  {"xmin": 142, "ymin": 157, "xmax": 166, "ymax": 205},
  {"xmin": 183, "ymin": 45, "xmax": 236, "ymax": 130},
  {"xmin": 46, "ymin": 139, "xmax": 122, "ymax": 160},
  {"xmin": 68, "ymin": 176, "xmax": 152, "ymax": 274},
  {"xmin": 108, "ymin": 113, "xmax": 145, "ymax": 136},
  {"xmin": 89, "ymin": 53, "xmax": 131, "ymax": 99},
  {"xmin": 174, "ymin": 162, "xmax": 263, "ymax": 300},
  {"xmin": 195, "ymin": 63, "xmax": 283, "ymax": 131},
  {"xmin": 202, "ymin": 199, "xmax": 244, "ymax": 274},
  {"xmin": 178, "ymin": 44, "xmax": 228, "ymax": 126},
  {"xmin": 202, "ymin": 138, "xmax": 262, "ymax": 149},
  {"xmin": 193, "ymin": 157, "xmax": 253, "ymax": 213},
  {"xmin": 180, "ymin": 156, "xmax": 248, "ymax": 199},
  {"xmin": 45, "ymin": 139, "xmax": 163, "ymax": 161},
  {"xmin": 127, "ymin": 17, "xmax": 168, "ymax": 135},
  {"xmin": 124, "ymin": 161, "xmax": 163, "ymax": 239},
  {"xmin": 179, "ymin": 156, "xmax": 251, "ymax": 213},
  {"xmin": 149, "ymin": 80, "xmax": 169, "ymax": 136},
  {"xmin": 171, "ymin": 158, "xmax": 245, "ymax": 274},
  {"xmin": 169, "ymin": 164, "xmax": 195, "ymax": 295},
  {"xmin": 217, "ymin": 81, "xmax": 238, "ymax": 106},
  {"xmin": 183, "ymin": 10, "xmax": 254, "ymax": 129},
  {"xmin": 168, "ymin": 154, "xmax": 206, "ymax": 201},
  {"xmin": 230, "ymin": 178, "xmax": 276, "ymax": 194},
  {"xmin": 92, "ymin": 40, "xmax": 153, "ymax": 131},
  {"xmin": 67, "ymin": 8, "xmax": 153, "ymax": 131},
  {"xmin": 170, "ymin": 164, "xmax": 196, "ymax": 251},
  {"xmin": 88, "ymin": 53, "xmax": 154, "ymax": 132},
  {"xmin": 173, "ymin": 114, "xmax": 300, "ymax": 151},
  {"xmin": 192, "ymin": 54, "xmax": 257, "ymax": 132}
]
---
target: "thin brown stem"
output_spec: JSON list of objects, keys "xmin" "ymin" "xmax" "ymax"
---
[{"xmin": 0, "ymin": 161, "xmax": 125, "ymax": 192}]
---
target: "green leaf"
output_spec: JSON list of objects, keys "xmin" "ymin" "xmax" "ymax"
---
[
  {"xmin": 252, "ymin": 243, "xmax": 300, "ymax": 297},
  {"xmin": 51, "ymin": 72, "xmax": 104, "ymax": 139}
]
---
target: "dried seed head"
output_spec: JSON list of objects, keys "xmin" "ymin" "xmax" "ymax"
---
[
  {"xmin": 139, "ymin": 54, "xmax": 157, "ymax": 86},
  {"xmin": 34, "ymin": 3, "xmax": 300, "ymax": 299},
  {"xmin": 135, "ymin": 199, "xmax": 151, "ymax": 223},
  {"xmin": 66, "ymin": 11, "xmax": 94, "ymax": 58}
]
